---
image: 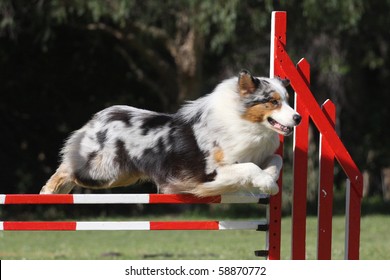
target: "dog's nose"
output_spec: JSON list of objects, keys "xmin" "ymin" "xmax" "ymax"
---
[{"xmin": 293, "ymin": 114, "xmax": 302, "ymax": 125}]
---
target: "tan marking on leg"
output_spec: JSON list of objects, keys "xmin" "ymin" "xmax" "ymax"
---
[{"xmin": 40, "ymin": 164, "xmax": 76, "ymax": 194}]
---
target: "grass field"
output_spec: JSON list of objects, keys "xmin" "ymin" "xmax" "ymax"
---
[{"xmin": 0, "ymin": 215, "xmax": 389, "ymax": 260}]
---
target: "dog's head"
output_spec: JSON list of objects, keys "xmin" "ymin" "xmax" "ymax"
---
[{"xmin": 238, "ymin": 69, "xmax": 301, "ymax": 136}]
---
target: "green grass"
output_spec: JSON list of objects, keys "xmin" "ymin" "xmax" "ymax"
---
[{"xmin": 0, "ymin": 215, "xmax": 389, "ymax": 260}]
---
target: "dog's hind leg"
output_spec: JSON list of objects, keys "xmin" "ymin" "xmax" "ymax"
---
[{"xmin": 40, "ymin": 164, "xmax": 75, "ymax": 194}]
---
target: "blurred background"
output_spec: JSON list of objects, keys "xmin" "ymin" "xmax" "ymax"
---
[{"xmin": 1, "ymin": 0, "xmax": 389, "ymax": 217}]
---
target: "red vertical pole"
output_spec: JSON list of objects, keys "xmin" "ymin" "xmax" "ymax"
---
[
  {"xmin": 267, "ymin": 11, "xmax": 287, "ymax": 260},
  {"xmin": 291, "ymin": 58, "xmax": 310, "ymax": 259},
  {"xmin": 317, "ymin": 100, "xmax": 336, "ymax": 259},
  {"xmin": 345, "ymin": 180, "xmax": 362, "ymax": 259}
]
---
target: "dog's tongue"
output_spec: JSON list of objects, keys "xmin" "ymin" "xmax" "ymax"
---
[
  {"xmin": 274, "ymin": 121, "xmax": 291, "ymax": 133},
  {"xmin": 268, "ymin": 117, "xmax": 293, "ymax": 135},
  {"xmin": 273, "ymin": 121, "xmax": 287, "ymax": 132},
  {"xmin": 273, "ymin": 122, "xmax": 283, "ymax": 130}
]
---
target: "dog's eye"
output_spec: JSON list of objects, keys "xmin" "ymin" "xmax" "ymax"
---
[{"xmin": 271, "ymin": 100, "xmax": 279, "ymax": 106}]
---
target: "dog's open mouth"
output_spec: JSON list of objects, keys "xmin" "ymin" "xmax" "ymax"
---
[{"xmin": 267, "ymin": 117, "xmax": 293, "ymax": 135}]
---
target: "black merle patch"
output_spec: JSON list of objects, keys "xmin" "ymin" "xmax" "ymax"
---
[
  {"xmin": 136, "ymin": 120, "xmax": 210, "ymax": 185},
  {"xmin": 74, "ymin": 172, "xmax": 108, "ymax": 187},
  {"xmin": 106, "ymin": 110, "xmax": 132, "ymax": 126},
  {"xmin": 205, "ymin": 170, "xmax": 217, "ymax": 182},
  {"xmin": 73, "ymin": 151, "xmax": 108, "ymax": 187},
  {"xmin": 243, "ymin": 90, "xmax": 274, "ymax": 107},
  {"xmin": 140, "ymin": 114, "xmax": 172, "ymax": 135},
  {"xmin": 96, "ymin": 129, "xmax": 108, "ymax": 149},
  {"xmin": 86, "ymin": 151, "xmax": 98, "ymax": 163},
  {"xmin": 166, "ymin": 123, "xmax": 210, "ymax": 183},
  {"xmin": 114, "ymin": 139, "xmax": 135, "ymax": 171}
]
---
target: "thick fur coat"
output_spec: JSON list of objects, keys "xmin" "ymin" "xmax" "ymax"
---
[{"xmin": 40, "ymin": 70, "xmax": 301, "ymax": 197}]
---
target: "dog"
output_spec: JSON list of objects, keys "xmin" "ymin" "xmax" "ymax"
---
[{"xmin": 40, "ymin": 70, "xmax": 301, "ymax": 197}]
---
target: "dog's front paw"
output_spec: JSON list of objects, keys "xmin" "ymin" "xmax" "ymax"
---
[
  {"xmin": 263, "ymin": 165, "xmax": 280, "ymax": 182},
  {"xmin": 262, "ymin": 154, "xmax": 283, "ymax": 181},
  {"xmin": 252, "ymin": 174, "xmax": 279, "ymax": 195}
]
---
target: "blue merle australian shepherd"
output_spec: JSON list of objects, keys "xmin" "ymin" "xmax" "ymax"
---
[{"xmin": 40, "ymin": 70, "xmax": 301, "ymax": 197}]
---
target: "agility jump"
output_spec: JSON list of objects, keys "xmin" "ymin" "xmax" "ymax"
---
[
  {"xmin": 268, "ymin": 11, "xmax": 363, "ymax": 260},
  {"xmin": 0, "ymin": 194, "xmax": 268, "ymax": 231},
  {"xmin": 0, "ymin": 12, "xmax": 363, "ymax": 260},
  {"xmin": 0, "ymin": 193, "xmax": 268, "ymax": 204}
]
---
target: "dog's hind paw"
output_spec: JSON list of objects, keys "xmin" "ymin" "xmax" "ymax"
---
[{"xmin": 39, "ymin": 186, "xmax": 52, "ymax": 194}]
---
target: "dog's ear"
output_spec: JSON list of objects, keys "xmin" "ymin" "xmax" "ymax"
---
[
  {"xmin": 276, "ymin": 76, "xmax": 290, "ymax": 87},
  {"xmin": 281, "ymin": 78, "xmax": 290, "ymax": 87},
  {"xmin": 238, "ymin": 69, "xmax": 260, "ymax": 96}
]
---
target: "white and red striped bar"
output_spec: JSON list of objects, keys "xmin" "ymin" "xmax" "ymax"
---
[
  {"xmin": 0, "ymin": 220, "xmax": 267, "ymax": 231},
  {"xmin": 0, "ymin": 193, "xmax": 268, "ymax": 205}
]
